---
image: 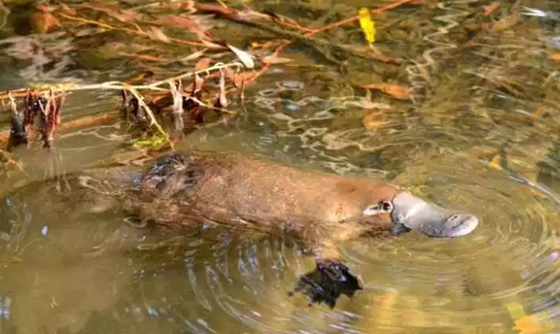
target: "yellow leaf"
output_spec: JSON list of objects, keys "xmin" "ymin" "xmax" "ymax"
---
[
  {"xmin": 550, "ymin": 54, "xmax": 560, "ymax": 62},
  {"xmin": 489, "ymin": 154, "xmax": 504, "ymax": 171},
  {"xmin": 514, "ymin": 316, "xmax": 543, "ymax": 334},
  {"xmin": 358, "ymin": 7, "xmax": 376, "ymax": 44},
  {"xmin": 507, "ymin": 302, "xmax": 527, "ymax": 321}
]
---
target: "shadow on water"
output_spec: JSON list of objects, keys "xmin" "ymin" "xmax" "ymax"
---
[{"xmin": 2, "ymin": 0, "xmax": 560, "ymax": 333}]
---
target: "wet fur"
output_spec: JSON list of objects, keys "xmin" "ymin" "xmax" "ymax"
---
[
  {"xmin": 123, "ymin": 150, "xmax": 404, "ymax": 308},
  {"xmin": 125, "ymin": 151, "xmax": 401, "ymax": 252}
]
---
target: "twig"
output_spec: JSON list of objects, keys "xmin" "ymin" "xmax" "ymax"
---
[
  {"xmin": 0, "ymin": 148, "xmax": 26, "ymax": 174},
  {"xmin": 0, "ymin": 0, "xmax": 9, "ymax": 31},
  {"xmin": 0, "ymin": 111, "xmax": 119, "ymax": 143},
  {"xmin": 194, "ymin": 5, "xmax": 399, "ymax": 64},
  {"xmin": 0, "ymin": 62, "xmax": 244, "ymax": 99},
  {"xmin": 305, "ymin": 0, "xmax": 416, "ymax": 37},
  {"xmin": 1, "ymin": 61, "xmax": 248, "ymax": 151},
  {"xmin": 127, "ymin": 87, "xmax": 177, "ymax": 150},
  {"xmin": 56, "ymin": 12, "xmax": 212, "ymax": 48}
]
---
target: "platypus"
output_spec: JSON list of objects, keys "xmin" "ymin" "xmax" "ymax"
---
[{"xmin": 118, "ymin": 150, "xmax": 479, "ymax": 308}]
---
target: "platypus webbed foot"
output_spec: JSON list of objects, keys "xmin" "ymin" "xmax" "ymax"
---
[{"xmin": 291, "ymin": 259, "xmax": 362, "ymax": 308}]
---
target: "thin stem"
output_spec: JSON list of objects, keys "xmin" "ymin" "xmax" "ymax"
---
[
  {"xmin": 305, "ymin": 0, "xmax": 415, "ymax": 37},
  {"xmin": 57, "ymin": 12, "xmax": 209, "ymax": 48},
  {"xmin": 127, "ymin": 88, "xmax": 174, "ymax": 150},
  {"xmin": 0, "ymin": 62, "xmax": 244, "ymax": 99}
]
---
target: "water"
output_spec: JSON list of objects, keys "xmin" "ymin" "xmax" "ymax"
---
[{"xmin": 2, "ymin": 0, "xmax": 560, "ymax": 333}]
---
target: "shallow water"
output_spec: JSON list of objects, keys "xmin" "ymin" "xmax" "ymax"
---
[{"xmin": 2, "ymin": 0, "xmax": 560, "ymax": 333}]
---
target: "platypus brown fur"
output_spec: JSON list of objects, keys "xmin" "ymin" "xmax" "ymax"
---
[{"xmin": 120, "ymin": 150, "xmax": 479, "ymax": 308}]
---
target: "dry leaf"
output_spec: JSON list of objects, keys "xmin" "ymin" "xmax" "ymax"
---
[
  {"xmin": 80, "ymin": 2, "xmax": 116, "ymax": 10},
  {"xmin": 484, "ymin": 2, "xmax": 500, "ymax": 16},
  {"xmin": 169, "ymin": 81, "xmax": 184, "ymax": 131},
  {"xmin": 146, "ymin": 26, "xmax": 171, "ymax": 43},
  {"xmin": 347, "ymin": 45, "xmax": 400, "ymax": 64},
  {"xmin": 193, "ymin": 74, "xmax": 204, "ymax": 93},
  {"xmin": 232, "ymin": 71, "xmax": 256, "ymax": 87},
  {"xmin": 223, "ymin": 67, "xmax": 236, "ymax": 82},
  {"xmin": 514, "ymin": 316, "xmax": 543, "ymax": 334},
  {"xmin": 362, "ymin": 110, "xmax": 388, "ymax": 130},
  {"xmin": 488, "ymin": 154, "xmax": 504, "ymax": 171},
  {"xmin": 492, "ymin": 12, "xmax": 520, "ymax": 31},
  {"xmin": 261, "ymin": 55, "xmax": 294, "ymax": 64},
  {"xmin": 80, "ymin": 2, "xmax": 140, "ymax": 22},
  {"xmin": 222, "ymin": 68, "xmax": 248, "ymax": 88},
  {"xmin": 156, "ymin": 15, "xmax": 211, "ymax": 40},
  {"xmin": 36, "ymin": 4, "xmax": 53, "ymax": 12},
  {"xmin": 361, "ymin": 83, "xmax": 411, "ymax": 100},
  {"xmin": 531, "ymin": 105, "xmax": 548, "ymax": 117},
  {"xmin": 109, "ymin": 10, "xmax": 139, "ymax": 23},
  {"xmin": 126, "ymin": 72, "xmax": 152, "ymax": 84},
  {"xmin": 179, "ymin": 49, "xmax": 207, "ymax": 64},
  {"xmin": 217, "ymin": 70, "xmax": 228, "ymax": 108},
  {"xmin": 200, "ymin": 39, "xmax": 226, "ymax": 50},
  {"xmin": 133, "ymin": 54, "xmax": 168, "ymax": 62},
  {"xmin": 31, "ymin": 12, "xmax": 60, "ymax": 33},
  {"xmin": 550, "ymin": 54, "xmax": 560, "ymax": 61},
  {"xmin": 227, "ymin": 44, "xmax": 255, "ymax": 69},
  {"xmin": 194, "ymin": 57, "xmax": 212, "ymax": 71},
  {"xmin": 60, "ymin": 3, "xmax": 78, "ymax": 15}
]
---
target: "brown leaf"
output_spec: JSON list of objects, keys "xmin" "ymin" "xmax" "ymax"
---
[
  {"xmin": 146, "ymin": 27, "xmax": 171, "ymax": 43},
  {"xmin": 133, "ymin": 54, "xmax": 168, "ymax": 62},
  {"xmin": 222, "ymin": 67, "xmax": 256, "ymax": 87},
  {"xmin": 125, "ymin": 72, "xmax": 152, "ymax": 84},
  {"xmin": 193, "ymin": 2, "xmax": 234, "ymax": 16},
  {"xmin": 80, "ymin": 2, "xmax": 116, "ymax": 10},
  {"xmin": 37, "ymin": 4, "xmax": 53, "ymax": 12},
  {"xmin": 492, "ymin": 12, "xmax": 520, "ymax": 31},
  {"xmin": 109, "ymin": 10, "xmax": 139, "ymax": 23},
  {"xmin": 167, "ymin": 1, "xmax": 196, "ymax": 12},
  {"xmin": 60, "ymin": 3, "xmax": 78, "ymax": 16},
  {"xmin": 362, "ymin": 110, "xmax": 388, "ymax": 130},
  {"xmin": 550, "ymin": 54, "xmax": 560, "ymax": 62},
  {"xmin": 200, "ymin": 39, "xmax": 226, "ymax": 50},
  {"xmin": 261, "ymin": 54, "xmax": 294, "ymax": 64},
  {"xmin": 156, "ymin": 15, "xmax": 212, "ymax": 40},
  {"xmin": 484, "ymin": 2, "xmax": 500, "ymax": 16},
  {"xmin": 193, "ymin": 74, "xmax": 204, "ymax": 93},
  {"xmin": 32, "ymin": 12, "xmax": 60, "ymax": 34},
  {"xmin": 169, "ymin": 81, "xmax": 185, "ymax": 131},
  {"xmin": 217, "ymin": 70, "xmax": 228, "ymax": 108},
  {"xmin": 347, "ymin": 45, "xmax": 401, "ymax": 64},
  {"xmin": 361, "ymin": 83, "xmax": 411, "ymax": 100},
  {"xmin": 80, "ymin": 2, "xmax": 140, "ymax": 22},
  {"xmin": 223, "ymin": 67, "xmax": 236, "ymax": 83},
  {"xmin": 179, "ymin": 50, "xmax": 207, "ymax": 64},
  {"xmin": 194, "ymin": 58, "xmax": 212, "ymax": 71}
]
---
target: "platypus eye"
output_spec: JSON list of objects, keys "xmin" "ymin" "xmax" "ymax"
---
[
  {"xmin": 448, "ymin": 214, "xmax": 458, "ymax": 221},
  {"xmin": 363, "ymin": 201, "xmax": 393, "ymax": 216}
]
